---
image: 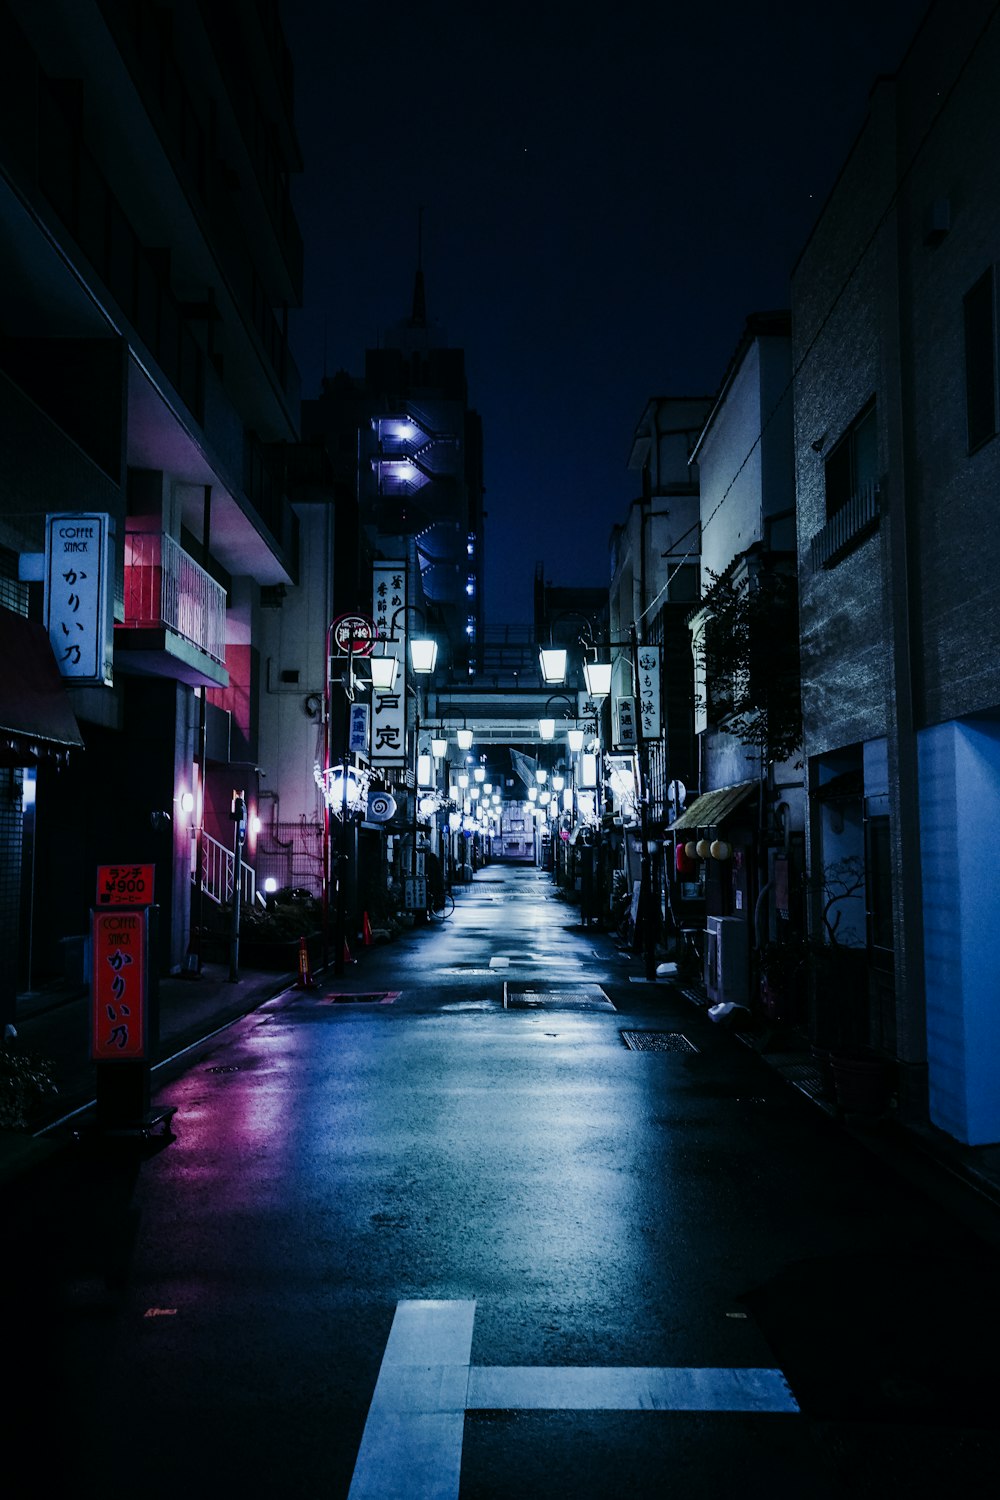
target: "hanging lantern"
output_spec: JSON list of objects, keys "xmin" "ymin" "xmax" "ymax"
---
[
  {"xmin": 710, "ymin": 839, "xmax": 732, "ymax": 860},
  {"xmin": 684, "ymin": 842, "xmax": 698, "ymax": 861},
  {"xmin": 695, "ymin": 838, "xmax": 711, "ymax": 859},
  {"xmin": 675, "ymin": 843, "xmax": 696, "ymax": 876}
]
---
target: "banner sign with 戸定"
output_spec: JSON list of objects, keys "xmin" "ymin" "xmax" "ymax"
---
[{"xmin": 371, "ymin": 562, "xmax": 407, "ymax": 768}]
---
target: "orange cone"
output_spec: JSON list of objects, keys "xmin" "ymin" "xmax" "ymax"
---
[{"xmin": 363, "ymin": 911, "xmax": 373, "ymax": 947}]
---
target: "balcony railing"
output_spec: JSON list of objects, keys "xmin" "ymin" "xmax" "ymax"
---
[
  {"xmin": 123, "ymin": 529, "xmax": 227, "ymax": 664},
  {"xmin": 809, "ymin": 481, "xmax": 881, "ymax": 571},
  {"xmin": 198, "ymin": 830, "xmax": 255, "ymax": 908}
]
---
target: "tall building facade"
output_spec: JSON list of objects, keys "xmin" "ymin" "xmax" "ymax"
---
[
  {"xmin": 0, "ymin": 0, "xmax": 304, "ymax": 1012},
  {"xmin": 303, "ymin": 268, "xmax": 486, "ymax": 681},
  {"xmin": 793, "ymin": 0, "xmax": 1000, "ymax": 1141}
]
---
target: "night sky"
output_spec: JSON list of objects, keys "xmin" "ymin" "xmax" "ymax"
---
[{"xmin": 281, "ymin": 0, "xmax": 930, "ymax": 624}]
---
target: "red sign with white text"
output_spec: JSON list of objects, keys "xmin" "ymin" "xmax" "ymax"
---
[
  {"xmin": 96, "ymin": 863, "xmax": 155, "ymax": 906},
  {"xmin": 91, "ymin": 909, "xmax": 148, "ymax": 1060}
]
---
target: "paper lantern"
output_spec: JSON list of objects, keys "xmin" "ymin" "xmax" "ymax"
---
[{"xmin": 710, "ymin": 839, "xmax": 732, "ymax": 860}]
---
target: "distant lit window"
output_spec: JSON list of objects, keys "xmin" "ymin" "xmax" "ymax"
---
[
  {"xmin": 964, "ymin": 267, "xmax": 998, "ymax": 452},
  {"xmin": 467, "ymin": 533, "xmax": 476, "ymax": 557},
  {"xmin": 466, "ymin": 575, "xmax": 476, "ymax": 597}
]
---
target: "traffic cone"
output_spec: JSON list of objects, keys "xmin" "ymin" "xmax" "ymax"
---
[
  {"xmin": 297, "ymin": 934, "xmax": 316, "ymax": 989},
  {"xmin": 363, "ymin": 911, "xmax": 373, "ymax": 947}
]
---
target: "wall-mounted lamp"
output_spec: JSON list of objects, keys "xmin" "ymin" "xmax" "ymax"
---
[
  {"xmin": 180, "ymin": 790, "xmax": 195, "ymax": 815},
  {"xmin": 551, "ymin": 774, "xmax": 564, "ymax": 792},
  {"xmin": 535, "ymin": 768, "xmax": 547, "ymax": 784},
  {"xmin": 457, "ymin": 726, "xmax": 474, "ymax": 750},
  {"xmin": 538, "ymin": 718, "xmax": 556, "ymax": 740},
  {"xmin": 431, "ymin": 732, "xmax": 448, "ymax": 759},
  {"xmin": 567, "ymin": 727, "xmax": 585, "ymax": 753}
]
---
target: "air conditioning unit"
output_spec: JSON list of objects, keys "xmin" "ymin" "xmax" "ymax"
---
[{"xmin": 705, "ymin": 915, "xmax": 749, "ymax": 1005}]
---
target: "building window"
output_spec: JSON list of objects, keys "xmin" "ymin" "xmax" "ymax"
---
[
  {"xmin": 825, "ymin": 400, "xmax": 877, "ymax": 520},
  {"xmin": 964, "ymin": 267, "xmax": 998, "ymax": 452}
]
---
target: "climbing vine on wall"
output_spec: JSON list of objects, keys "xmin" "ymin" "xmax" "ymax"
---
[{"xmin": 698, "ymin": 562, "xmax": 803, "ymax": 763}]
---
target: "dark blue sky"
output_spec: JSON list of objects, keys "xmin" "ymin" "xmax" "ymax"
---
[{"xmin": 282, "ymin": 0, "xmax": 930, "ymax": 623}]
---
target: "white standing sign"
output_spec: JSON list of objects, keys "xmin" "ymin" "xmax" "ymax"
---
[{"xmin": 45, "ymin": 512, "xmax": 113, "ymax": 684}]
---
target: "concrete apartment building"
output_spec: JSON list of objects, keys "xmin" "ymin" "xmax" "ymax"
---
[
  {"xmin": 793, "ymin": 0, "xmax": 1000, "ymax": 1142},
  {"xmin": 0, "ymin": 0, "xmax": 304, "ymax": 1015}
]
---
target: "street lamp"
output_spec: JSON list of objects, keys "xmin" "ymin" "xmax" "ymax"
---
[
  {"xmin": 538, "ymin": 645, "xmax": 567, "ymax": 684},
  {"xmin": 582, "ymin": 658, "xmax": 612, "ymax": 698}
]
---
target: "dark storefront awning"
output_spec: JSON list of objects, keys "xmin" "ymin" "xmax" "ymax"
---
[
  {"xmin": 0, "ymin": 609, "xmax": 85, "ymax": 767},
  {"xmin": 666, "ymin": 779, "xmax": 758, "ymax": 833}
]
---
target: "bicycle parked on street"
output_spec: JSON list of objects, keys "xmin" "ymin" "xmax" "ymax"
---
[{"xmin": 427, "ymin": 889, "xmax": 455, "ymax": 920}]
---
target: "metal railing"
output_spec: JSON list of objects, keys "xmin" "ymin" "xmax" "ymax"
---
[
  {"xmin": 198, "ymin": 830, "xmax": 255, "ymax": 909},
  {"xmin": 809, "ymin": 481, "xmax": 880, "ymax": 571},
  {"xmin": 123, "ymin": 528, "xmax": 227, "ymax": 663}
]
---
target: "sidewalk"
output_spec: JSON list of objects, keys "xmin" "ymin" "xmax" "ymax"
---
[
  {"xmin": 2, "ymin": 955, "xmax": 303, "ymax": 1185},
  {"xmin": 666, "ymin": 972, "xmax": 1000, "ymax": 1227}
]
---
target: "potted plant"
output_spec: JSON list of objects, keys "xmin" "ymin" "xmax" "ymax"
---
[{"xmin": 0, "ymin": 1037, "xmax": 58, "ymax": 1131}]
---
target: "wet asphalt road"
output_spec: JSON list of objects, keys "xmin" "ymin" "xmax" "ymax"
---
[{"xmin": 6, "ymin": 866, "xmax": 1000, "ymax": 1497}]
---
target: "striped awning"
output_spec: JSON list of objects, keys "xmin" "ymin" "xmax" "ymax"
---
[{"xmin": 666, "ymin": 780, "xmax": 757, "ymax": 832}]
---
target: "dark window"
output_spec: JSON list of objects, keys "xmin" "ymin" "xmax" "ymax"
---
[
  {"xmin": 964, "ymin": 268, "xmax": 997, "ymax": 452},
  {"xmin": 825, "ymin": 400, "xmax": 877, "ymax": 519}
]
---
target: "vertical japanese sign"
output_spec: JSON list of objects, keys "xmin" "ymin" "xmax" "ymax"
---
[
  {"xmin": 615, "ymin": 696, "xmax": 637, "ymax": 749},
  {"xmin": 371, "ymin": 562, "xmax": 407, "ymax": 769},
  {"xmin": 45, "ymin": 512, "xmax": 113, "ymax": 684},
  {"xmin": 91, "ymin": 909, "xmax": 148, "ymax": 1060},
  {"xmin": 349, "ymin": 702, "xmax": 371, "ymax": 757},
  {"xmin": 636, "ymin": 645, "xmax": 662, "ymax": 740}
]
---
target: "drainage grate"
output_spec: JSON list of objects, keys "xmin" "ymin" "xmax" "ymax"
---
[
  {"xmin": 620, "ymin": 1030, "xmax": 699, "ymax": 1053},
  {"xmin": 504, "ymin": 983, "xmax": 613, "ymax": 1010},
  {"xmin": 320, "ymin": 991, "xmax": 399, "ymax": 1005}
]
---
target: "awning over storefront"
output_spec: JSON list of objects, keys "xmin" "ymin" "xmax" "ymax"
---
[
  {"xmin": 0, "ymin": 609, "xmax": 85, "ymax": 767},
  {"xmin": 666, "ymin": 779, "xmax": 757, "ymax": 833}
]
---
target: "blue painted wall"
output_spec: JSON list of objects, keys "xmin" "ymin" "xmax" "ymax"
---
[{"xmin": 919, "ymin": 717, "xmax": 1000, "ymax": 1145}]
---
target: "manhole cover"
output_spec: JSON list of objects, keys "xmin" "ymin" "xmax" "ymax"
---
[
  {"xmin": 620, "ymin": 1030, "xmax": 699, "ymax": 1053},
  {"xmin": 320, "ymin": 992, "xmax": 399, "ymax": 1004}
]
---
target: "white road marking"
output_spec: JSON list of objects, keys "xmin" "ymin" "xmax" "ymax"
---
[
  {"xmin": 347, "ymin": 1300, "xmax": 475, "ymax": 1500},
  {"xmin": 349, "ymin": 1301, "xmax": 799, "ymax": 1496},
  {"xmin": 467, "ymin": 1364, "xmax": 799, "ymax": 1412}
]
